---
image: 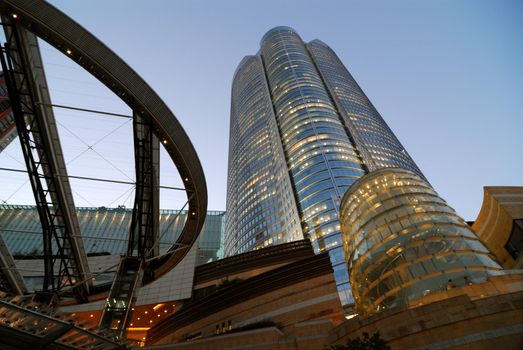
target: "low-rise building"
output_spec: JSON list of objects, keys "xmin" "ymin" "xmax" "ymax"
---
[{"xmin": 472, "ymin": 186, "xmax": 523, "ymax": 269}]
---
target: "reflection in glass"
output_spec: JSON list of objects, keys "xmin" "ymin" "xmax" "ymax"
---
[{"xmin": 340, "ymin": 168, "xmax": 502, "ymax": 314}]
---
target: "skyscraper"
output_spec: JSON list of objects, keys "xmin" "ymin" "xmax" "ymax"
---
[{"xmin": 226, "ymin": 26, "xmax": 424, "ymax": 305}]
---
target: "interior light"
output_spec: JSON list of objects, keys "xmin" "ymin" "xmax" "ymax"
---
[
  {"xmin": 344, "ymin": 312, "xmax": 358, "ymax": 320},
  {"xmin": 162, "ymin": 139, "xmax": 167, "ymax": 144},
  {"xmin": 12, "ymin": 14, "xmax": 18, "ymax": 18},
  {"xmin": 66, "ymin": 49, "xmax": 72, "ymax": 55}
]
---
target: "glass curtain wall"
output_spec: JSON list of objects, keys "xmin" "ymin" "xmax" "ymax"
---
[
  {"xmin": 260, "ymin": 27, "xmax": 366, "ymax": 304},
  {"xmin": 340, "ymin": 168, "xmax": 502, "ymax": 314},
  {"xmin": 226, "ymin": 26, "xmax": 427, "ymax": 305},
  {"xmin": 225, "ymin": 56, "xmax": 302, "ymax": 257}
]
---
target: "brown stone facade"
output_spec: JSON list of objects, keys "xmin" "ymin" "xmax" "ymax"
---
[
  {"xmin": 329, "ymin": 273, "xmax": 523, "ymax": 350},
  {"xmin": 472, "ymin": 186, "xmax": 523, "ymax": 269},
  {"xmin": 147, "ymin": 251, "xmax": 344, "ymax": 346},
  {"xmin": 144, "ymin": 266, "xmax": 523, "ymax": 350}
]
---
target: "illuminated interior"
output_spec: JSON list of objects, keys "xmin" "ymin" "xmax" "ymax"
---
[{"xmin": 340, "ymin": 168, "xmax": 502, "ymax": 314}]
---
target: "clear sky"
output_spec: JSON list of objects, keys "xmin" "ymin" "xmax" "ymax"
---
[{"xmin": 0, "ymin": 0, "xmax": 521, "ymax": 220}]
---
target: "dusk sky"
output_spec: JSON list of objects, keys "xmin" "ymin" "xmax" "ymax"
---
[{"xmin": 0, "ymin": 0, "xmax": 521, "ymax": 220}]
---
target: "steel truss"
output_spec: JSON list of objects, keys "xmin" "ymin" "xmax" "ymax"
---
[
  {"xmin": 0, "ymin": 17, "xmax": 90, "ymax": 301},
  {"xmin": 98, "ymin": 112, "xmax": 160, "ymax": 337},
  {"xmin": 128, "ymin": 112, "xmax": 160, "ymax": 260},
  {"xmin": 0, "ymin": 3, "xmax": 207, "ymax": 329},
  {"xmin": 0, "ymin": 232, "xmax": 26, "ymax": 294}
]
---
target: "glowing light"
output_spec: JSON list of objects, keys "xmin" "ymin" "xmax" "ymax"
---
[
  {"xmin": 66, "ymin": 49, "xmax": 72, "ymax": 55},
  {"xmin": 344, "ymin": 313, "xmax": 358, "ymax": 320},
  {"xmin": 12, "ymin": 14, "xmax": 18, "ymax": 18}
]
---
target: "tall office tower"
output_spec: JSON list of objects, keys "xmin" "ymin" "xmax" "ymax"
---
[{"xmin": 226, "ymin": 26, "xmax": 423, "ymax": 305}]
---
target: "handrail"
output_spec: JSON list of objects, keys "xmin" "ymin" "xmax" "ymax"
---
[{"xmin": 0, "ymin": 298, "xmax": 125, "ymax": 348}]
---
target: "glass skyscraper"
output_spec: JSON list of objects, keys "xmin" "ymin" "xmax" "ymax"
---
[{"xmin": 225, "ymin": 26, "xmax": 424, "ymax": 305}]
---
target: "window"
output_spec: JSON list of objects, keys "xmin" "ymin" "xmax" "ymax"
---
[{"xmin": 506, "ymin": 219, "xmax": 523, "ymax": 260}]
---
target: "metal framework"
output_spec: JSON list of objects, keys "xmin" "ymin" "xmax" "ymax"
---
[
  {"xmin": 0, "ymin": 294, "xmax": 126, "ymax": 349},
  {"xmin": 128, "ymin": 113, "xmax": 159, "ymax": 259},
  {"xmin": 99, "ymin": 257, "xmax": 143, "ymax": 340},
  {"xmin": 0, "ymin": 233, "xmax": 26, "ymax": 294},
  {"xmin": 0, "ymin": 17, "xmax": 90, "ymax": 301},
  {"xmin": 0, "ymin": 0, "xmax": 207, "ymax": 321}
]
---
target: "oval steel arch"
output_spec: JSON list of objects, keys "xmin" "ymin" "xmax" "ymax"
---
[{"xmin": 0, "ymin": 0, "xmax": 207, "ymax": 280}]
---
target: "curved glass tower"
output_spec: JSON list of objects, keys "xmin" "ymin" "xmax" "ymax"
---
[
  {"xmin": 340, "ymin": 168, "xmax": 502, "ymax": 314},
  {"xmin": 226, "ymin": 26, "xmax": 424, "ymax": 305},
  {"xmin": 225, "ymin": 55, "xmax": 303, "ymax": 256}
]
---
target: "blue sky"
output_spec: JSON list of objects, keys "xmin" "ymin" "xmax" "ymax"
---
[{"xmin": 1, "ymin": 0, "xmax": 521, "ymax": 220}]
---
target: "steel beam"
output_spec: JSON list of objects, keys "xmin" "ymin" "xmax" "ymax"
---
[
  {"xmin": 128, "ymin": 112, "xmax": 160, "ymax": 259},
  {"xmin": 0, "ymin": 233, "xmax": 27, "ymax": 294},
  {"xmin": 0, "ymin": 18, "xmax": 90, "ymax": 299},
  {"xmin": 0, "ymin": 0, "xmax": 207, "ymax": 287}
]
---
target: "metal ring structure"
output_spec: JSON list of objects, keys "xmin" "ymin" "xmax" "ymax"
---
[{"xmin": 0, "ymin": 0, "xmax": 207, "ymax": 280}]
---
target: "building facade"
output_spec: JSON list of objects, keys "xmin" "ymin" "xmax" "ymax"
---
[
  {"xmin": 339, "ymin": 168, "xmax": 502, "ymax": 314},
  {"xmin": 226, "ymin": 26, "xmax": 423, "ymax": 305},
  {"xmin": 472, "ymin": 186, "xmax": 523, "ymax": 269},
  {"xmin": 0, "ymin": 205, "xmax": 225, "ymax": 290},
  {"xmin": 146, "ymin": 240, "xmax": 344, "ymax": 348}
]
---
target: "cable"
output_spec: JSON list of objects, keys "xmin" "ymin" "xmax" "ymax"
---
[
  {"xmin": 72, "ymin": 189, "xmax": 95, "ymax": 207},
  {"xmin": 1, "ymin": 150, "xmax": 25, "ymax": 166},
  {"xmin": 89, "ymin": 119, "xmax": 132, "ymax": 147},
  {"xmin": 1, "ymin": 179, "xmax": 29, "ymax": 204},
  {"xmin": 143, "ymin": 195, "xmax": 193, "ymax": 260},
  {"xmin": 123, "ymin": 186, "xmax": 136, "ymax": 208},
  {"xmin": 0, "ymin": 168, "xmax": 186, "ymax": 191},
  {"xmin": 57, "ymin": 120, "xmax": 134, "ymax": 181},
  {"xmin": 39, "ymin": 102, "xmax": 132, "ymax": 119},
  {"xmin": 50, "ymin": 88, "xmax": 120, "ymax": 101},
  {"xmin": 106, "ymin": 186, "xmax": 135, "ymax": 208}
]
